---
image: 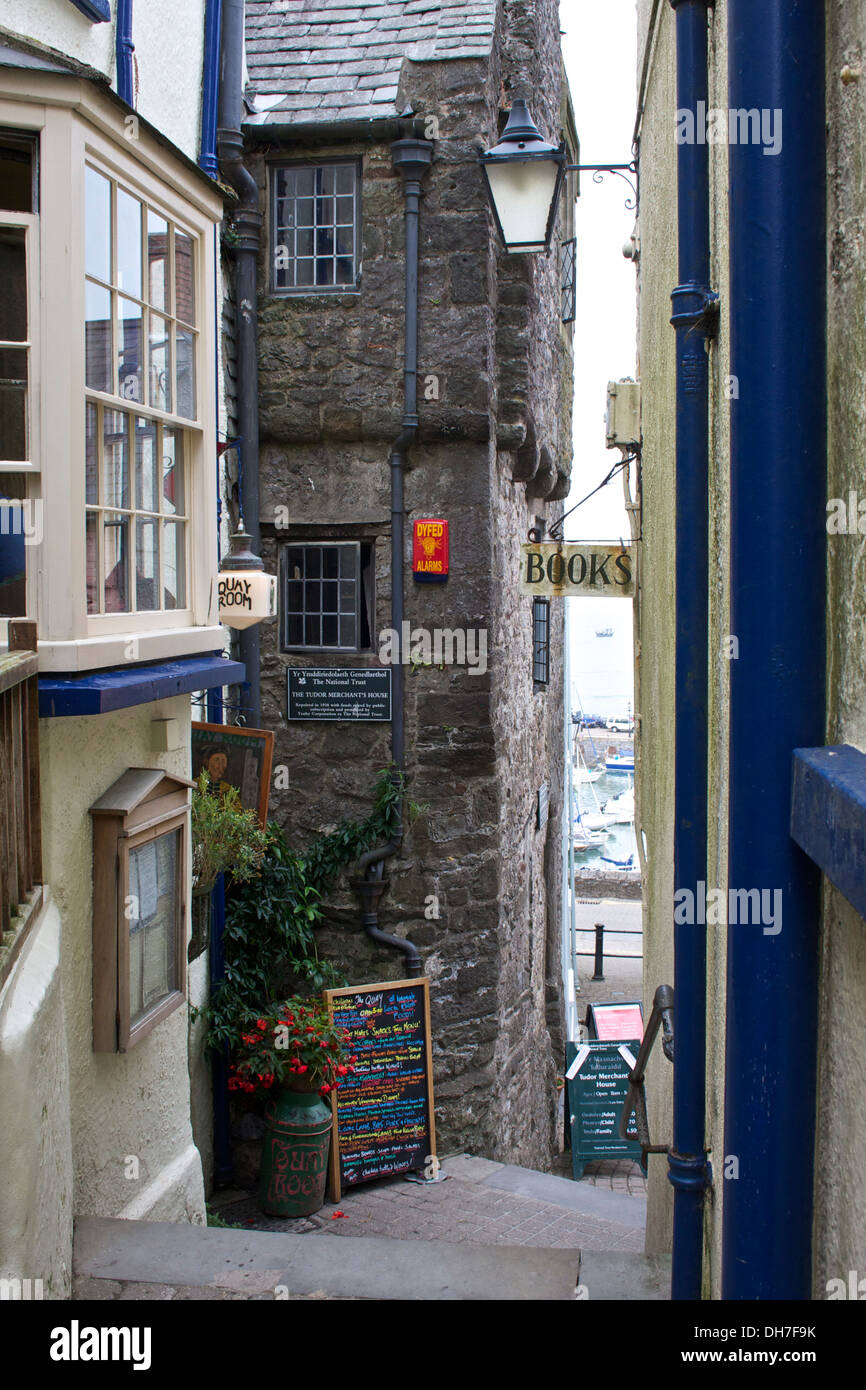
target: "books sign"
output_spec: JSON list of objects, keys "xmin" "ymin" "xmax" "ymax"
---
[{"xmin": 520, "ymin": 543, "xmax": 634, "ymax": 597}]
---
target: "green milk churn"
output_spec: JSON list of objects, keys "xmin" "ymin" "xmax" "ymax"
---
[{"xmin": 258, "ymin": 1084, "xmax": 333, "ymax": 1217}]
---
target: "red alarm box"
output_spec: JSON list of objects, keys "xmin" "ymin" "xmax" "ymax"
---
[{"xmin": 412, "ymin": 519, "xmax": 449, "ymax": 583}]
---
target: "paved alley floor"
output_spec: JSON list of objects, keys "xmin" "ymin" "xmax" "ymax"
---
[
  {"xmin": 208, "ymin": 1153, "xmax": 646, "ymax": 1253},
  {"xmin": 73, "ymin": 1155, "xmax": 665, "ymax": 1301}
]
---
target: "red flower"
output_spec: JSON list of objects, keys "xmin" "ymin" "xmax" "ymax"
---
[
  {"xmin": 296, "ymin": 1064, "xmax": 308, "ymax": 1074},
  {"xmin": 331, "ymin": 1211, "xmax": 347, "ymax": 1220},
  {"xmin": 256, "ymin": 1019, "xmax": 267, "ymax": 1031},
  {"xmin": 319, "ymin": 1084, "xmax": 332, "ymax": 1096}
]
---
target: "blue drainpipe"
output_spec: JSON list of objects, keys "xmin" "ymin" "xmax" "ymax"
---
[
  {"xmin": 200, "ymin": 0, "xmax": 222, "ymax": 179},
  {"xmin": 722, "ymin": 0, "xmax": 826, "ymax": 1300},
  {"xmin": 115, "ymin": 0, "xmax": 134, "ymax": 107},
  {"xmin": 668, "ymin": 0, "xmax": 716, "ymax": 1301}
]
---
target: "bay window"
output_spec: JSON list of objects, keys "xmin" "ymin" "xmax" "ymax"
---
[
  {"xmin": 84, "ymin": 165, "xmax": 196, "ymax": 618},
  {"xmin": 0, "ymin": 80, "xmax": 222, "ymax": 669}
]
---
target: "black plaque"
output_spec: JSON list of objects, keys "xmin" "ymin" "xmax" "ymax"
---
[
  {"xmin": 324, "ymin": 979, "xmax": 436, "ymax": 1200},
  {"xmin": 287, "ymin": 667, "xmax": 392, "ymax": 721}
]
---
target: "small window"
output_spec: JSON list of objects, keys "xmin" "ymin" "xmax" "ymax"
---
[
  {"xmin": 271, "ymin": 163, "xmax": 360, "ymax": 293},
  {"xmin": 532, "ymin": 597, "xmax": 550, "ymax": 686},
  {"xmin": 280, "ymin": 541, "xmax": 373, "ymax": 651},
  {"xmin": 561, "ymin": 237, "xmax": 576, "ymax": 323},
  {"xmin": 0, "ymin": 474, "xmax": 28, "ymax": 617},
  {"xmin": 0, "ymin": 131, "xmax": 37, "ymax": 213},
  {"xmin": 90, "ymin": 768, "xmax": 191, "ymax": 1052}
]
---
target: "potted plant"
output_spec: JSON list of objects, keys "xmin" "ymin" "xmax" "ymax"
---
[
  {"xmin": 228, "ymin": 997, "xmax": 357, "ymax": 1217},
  {"xmin": 189, "ymin": 771, "xmax": 270, "ymax": 958}
]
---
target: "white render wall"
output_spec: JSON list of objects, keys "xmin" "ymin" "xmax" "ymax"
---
[
  {"xmin": 40, "ymin": 696, "xmax": 206, "ymax": 1231},
  {"xmin": 0, "ymin": 0, "xmax": 208, "ymax": 164},
  {"xmin": 0, "ymin": 898, "xmax": 74, "ymax": 1298}
]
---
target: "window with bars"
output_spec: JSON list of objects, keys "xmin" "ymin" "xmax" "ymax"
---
[
  {"xmin": 84, "ymin": 164, "xmax": 195, "ymax": 614},
  {"xmin": 532, "ymin": 597, "xmax": 550, "ymax": 686},
  {"xmin": 280, "ymin": 542, "xmax": 373, "ymax": 651},
  {"xmin": 561, "ymin": 236, "xmax": 576, "ymax": 323},
  {"xmin": 271, "ymin": 162, "xmax": 360, "ymax": 293}
]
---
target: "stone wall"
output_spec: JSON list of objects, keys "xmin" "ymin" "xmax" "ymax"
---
[{"xmin": 230, "ymin": 0, "xmax": 574, "ymax": 1167}]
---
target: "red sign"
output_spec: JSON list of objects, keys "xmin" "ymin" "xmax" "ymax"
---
[
  {"xmin": 589, "ymin": 1002, "xmax": 644, "ymax": 1042},
  {"xmin": 412, "ymin": 519, "xmax": 449, "ymax": 583}
]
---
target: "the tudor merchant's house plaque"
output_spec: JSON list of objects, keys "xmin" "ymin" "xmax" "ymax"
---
[{"xmin": 287, "ymin": 668, "xmax": 392, "ymax": 721}]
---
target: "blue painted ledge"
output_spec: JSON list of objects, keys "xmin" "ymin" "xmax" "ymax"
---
[
  {"xmin": 39, "ymin": 654, "xmax": 245, "ymax": 719},
  {"xmin": 791, "ymin": 744, "xmax": 866, "ymax": 921}
]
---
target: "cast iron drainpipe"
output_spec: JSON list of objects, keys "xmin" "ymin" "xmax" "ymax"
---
[
  {"xmin": 668, "ymin": 0, "xmax": 717, "ymax": 1301},
  {"xmin": 722, "ymin": 0, "xmax": 825, "ymax": 1300},
  {"xmin": 210, "ymin": 0, "xmax": 262, "ymax": 1187},
  {"xmin": 218, "ymin": 0, "xmax": 263, "ymax": 727},
  {"xmin": 352, "ymin": 137, "xmax": 432, "ymax": 978}
]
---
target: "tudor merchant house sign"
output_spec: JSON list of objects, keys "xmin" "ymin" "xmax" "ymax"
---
[{"xmin": 519, "ymin": 543, "xmax": 635, "ymax": 598}]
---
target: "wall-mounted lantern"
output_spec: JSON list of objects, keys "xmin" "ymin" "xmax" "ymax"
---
[
  {"xmin": 478, "ymin": 99, "xmax": 566, "ymax": 253},
  {"xmin": 479, "ymin": 99, "xmax": 638, "ymax": 257},
  {"xmin": 218, "ymin": 523, "xmax": 277, "ymax": 630}
]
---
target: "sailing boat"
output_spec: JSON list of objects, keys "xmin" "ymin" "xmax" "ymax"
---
[
  {"xmin": 572, "ymin": 811, "xmax": 611, "ymax": 851},
  {"xmin": 603, "ymin": 782, "xmax": 635, "ymax": 823},
  {"xmin": 573, "ymin": 733, "xmax": 603, "ymax": 783}
]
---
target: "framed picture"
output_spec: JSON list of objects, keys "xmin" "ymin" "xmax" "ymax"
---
[{"xmin": 191, "ymin": 723, "xmax": 274, "ymax": 827}]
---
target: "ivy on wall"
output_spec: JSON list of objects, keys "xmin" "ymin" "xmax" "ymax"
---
[{"xmin": 200, "ymin": 766, "xmax": 405, "ymax": 1055}]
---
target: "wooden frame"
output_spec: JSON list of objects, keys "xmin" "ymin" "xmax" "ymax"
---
[
  {"xmin": 90, "ymin": 768, "xmax": 192, "ymax": 1052},
  {"xmin": 191, "ymin": 722, "xmax": 274, "ymax": 827},
  {"xmin": 324, "ymin": 978, "xmax": 436, "ymax": 1202}
]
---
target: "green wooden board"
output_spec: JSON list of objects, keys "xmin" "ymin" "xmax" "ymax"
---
[{"xmin": 566, "ymin": 1039, "xmax": 646, "ymax": 1179}]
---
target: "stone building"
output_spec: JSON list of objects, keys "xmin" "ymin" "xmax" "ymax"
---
[
  {"xmin": 635, "ymin": 0, "xmax": 866, "ymax": 1297},
  {"xmin": 230, "ymin": 0, "xmax": 578, "ymax": 1166}
]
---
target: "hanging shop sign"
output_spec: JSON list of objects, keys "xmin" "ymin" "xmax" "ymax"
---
[
  {"xmin": 287, "ymin": 667, "xmax": 392, "ymax": 721},
  {"xmin": 565, "ymin": 1038, "xmax": 646, "ymax": 1179},
  {"xmin": 324, "ymin": 979, "xmax": 436, "ymax": 1200},
  {"xmin": 412, "ymin": 518, "xmax": 449, "ymax": 583},
  {"xmin": 519, "ymin": 542, "xmax": 634, "ymax": 597}
]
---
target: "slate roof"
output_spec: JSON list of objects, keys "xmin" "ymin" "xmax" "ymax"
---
[{"xmin": 244, "ymin": 0, "xmax": 498, "ymax": 127}]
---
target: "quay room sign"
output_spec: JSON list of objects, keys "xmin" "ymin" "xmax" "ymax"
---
[
  {"xmin": 519, "ymin": 543, "xmax": 634, "ymax": 598},
  {"xmin": 287, "ymin": 668, "xmax": 392, "ymax": 721}
]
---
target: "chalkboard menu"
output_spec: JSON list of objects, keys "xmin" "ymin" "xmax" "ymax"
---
[
  {"xmin": 287, "ymin": 668, "xmax": 392, "ymax": 721},
  {"xmin": 324, "ymin": 979, "xmax": 436, "ymax": 1200},
  {"xmin": 566, "ymin": 1039, "xmax": 646, "ymax": 1179}
]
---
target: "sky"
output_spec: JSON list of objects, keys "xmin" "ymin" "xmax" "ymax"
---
[{"xmin": 559, "ymin": 0, "xmax": 638, "ymax": 716}]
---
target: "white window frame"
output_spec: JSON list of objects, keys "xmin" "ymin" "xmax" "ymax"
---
[
  {"xmin": 0, "ymin": 78, "xmax": 223, "ymax": 670},
  {"xmin": 0, "ymin": 209, "xmax": 40, "ymax": 471}
]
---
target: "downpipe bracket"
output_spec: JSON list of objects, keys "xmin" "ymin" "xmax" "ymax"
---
[
  {"xmin": 670, "ymin": 283, "xmax": 720, "ymax": 335},
  {"xmin": 668, "ymin": 1148, "xmax": 713, "ymax": 1195}
]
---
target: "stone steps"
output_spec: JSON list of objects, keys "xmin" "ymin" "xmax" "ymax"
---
[{"xmin": 73, "ymin": 1214, "xmax": 669, "ymax": 1301}]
